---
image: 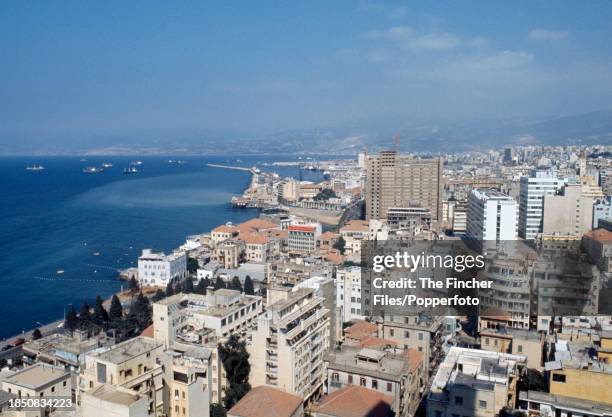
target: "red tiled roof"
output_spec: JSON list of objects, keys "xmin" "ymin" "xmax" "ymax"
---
[
  {"xmin": 228, "ymin": 386, "xmax": 302, "ymax": 417},
  {"xmin": 344, "ymin": 320, "xmax": 378, "ymax": 339},
  {"xmin": 288, "ymin": 225, "xmax": 316, "ymax": 232},
  {"xmin": 313, "ymin": 386, "xmax": 393, "ymax": 417},
  {"xmin": 584, "ymin": 228, "xmax": 612, "ymax": 243},
  {"xmin": 340, "ymin": 220, "xmax": 369, "ymax": 232}
]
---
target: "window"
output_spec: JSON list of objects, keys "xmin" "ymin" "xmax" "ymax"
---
[
  {"xmin": 479, "ymin": 400, "xmax": 487, "ymax": 408},
  {"xmin": 348, "ymin": 375, "xmax": 353, "ymax": 384},
  {"xmin": 389, "ymin": 329, "xmax": 394, "ymax": 337},
  {"xmin": 371, "ymin": 379, "xmax": 378, "ymax": 389},
  {"xmin": 387, "ymin": 382, "xmax": 392, "ymax": 392},
  {"xmin": 404, "ymin": 331, "xmax": 410, "ymax": 338},
  {"xmin": 332, "ymin": 372, "xmax": 339, "ymax": 382},
  {"xmin": 517, "ymin": 345, "xmax": 523, "ymax": 353},
  {"xmin": 455, "ymin": 396, "xmax": 463, "ymax": 405},
  {"xmin": 360, "ymin": 377, "xmax": 367, "ymax": 387},
  {"xmin": 552, "ymin": 373, "xmax": 566, "ymax": 383}
]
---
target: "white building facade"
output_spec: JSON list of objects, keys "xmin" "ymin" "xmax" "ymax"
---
[{"xmin": 467, "ymin": 189, "xmax": 518, "ymax": 241}]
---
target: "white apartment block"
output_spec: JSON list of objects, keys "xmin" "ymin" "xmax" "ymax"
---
[
  {"xmin": 153, "ymin": 289, "xmax": 263, "ymax": 347},
  {"xmin": 542, "ymin": 184, "xmax": 594, "ymax": 238},
  {"xmin": 288, "ymin": 224, "xmax": 321, "ymax": 254},
  {"xmin": 249, "ymin": 287, "xmax": 330, "ymax": 403},
  {"xmin": 138, "ymin": 249, "xmax": 187, "ymax": 287},
  {"xmin": 518, "ymin": 171, "xmax": 561, "ymax": 239},
  {"xmin": 467, "ymin": 189, "xmax": 518, "ymax": 241},
  {"xmin": 427, "ymin": 347, "xmax": 525, "ymax": 417},
  {"xmin": 335, "ymin": 266, "xmax": 364, "ymax": 323}
]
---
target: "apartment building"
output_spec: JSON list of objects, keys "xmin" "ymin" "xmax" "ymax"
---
[
  {"xmin": 335, "ymin": 266, "xmax": 365, "ymax": 323},
  {"xmin": 324, "ymin": 346, "xmax": 424, "ymax": 416},
  {"xmin": 381, "ymin": 314, "xmax": 444, "ymax": 378},
  {"xmin": 518, "ymin": 171, "xmax": 561, "ymax": 239},
  {"xmin": 365, "ymin": 151, "xmax": 442, "ymax": 221},
  {"xmin": 427, "ymin": 347, "xmax": 525, "ymax": 417},
  {"xmin": 249, "ymin": 288, "xmax": 330, "ymax": 403},
  {"xmin": 1, "ymin": 364, "xmax": 72, "ymax": 417},
  {"xmin": 159, "ymin": 346, "xmax": 211, "ymax": 417},
  {"xmin": 80, "ymin": 384, "xmax": 152, "ymax": 417},
  {"xmin": 542, "ymin": 184, "xmax": 594, "ymax": 239},
  {"xmin": 288, "ymin": 224, "xmax": 321, "ymax": 254},
  {"xmin": 519, "ymin": 390, "xmax": 612, "ymax": 417},
  {"xmin": 466, "ymin": 189, "xmax": 518, "ymax": 241},
  {"xmin": 478, "ymin": 327, "xmax": 544, "ymax": 370},
  {"xmin": 138, "ymin": 249, "xmax": 187, "ymax": 287},
  {"xmin": 153, "ymin": 289, "xmax": 263, "ymax": 346},
  {"xmin": 78, "ymin": 337, "xmax": 164, "ymax": 413}
]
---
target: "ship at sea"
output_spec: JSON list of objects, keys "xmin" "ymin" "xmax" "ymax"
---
[
  {"xmin": 101, "ymin": 162, "xmax": 113, "ymax": 168},
  {"xmin": 124, "ymin": 166, "xmax": 139, "ymax": 174},
  {"xmin": 83, "ymin": 166, "xmax": 104, "ymax": 174},
  {"xmin": 25, "ymin": 165, "xmax": 45, "ymax": 171}
]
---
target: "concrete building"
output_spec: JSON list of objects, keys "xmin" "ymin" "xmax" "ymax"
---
[
  {"xmin": 78, "ymin": 337, "xmax": 164, "ymax": 413},
  {"xmin": 288, "ymin": 224, "xmax": 321, "ymax": 254},
  {"xmin": 335, "ymin": 266, "xmax": 365, "ymax": 323},
  {"xmin": 542, "ymin": 184, "xmax": 594, "ymax": 239},
  {"xmin": 153, "ymin": 289, "xmax": 263, "ymax": 346},
  {"xmin": 466, "ymin": 189, "xmax": 518, "ymax": 241},
  {"xmin": 547, "ymin": 339, "xmax": 612, "ymax": 407},
  {"xmin": 1, "ymin": 363, "xmax": 72, "ymax": 417},
  {"xmin": 212, "ymin": 239, "xmax": 244, "ymax": 269},
  {"xmin": 380, "ymin": 314, "xmax": 444, "ymax": 378},
  {"xmin": 593, "ymin": 196, "xmax": 612, "ymax": 229},
  {"xmin": 518, "ymin": 171, "xmax": 561, "ymax": 239},
  {"xmin": 159, "ymin": 346, "xmax": 211, "ymax": 417},
  {"xmin": 249, "ymin": 288, "xmax": 330, "ymax": 403},
  {"xmin": 80, "ymin": 385, "xmax": 152, "ymax": 417},
  {"xmin": 427, "ymin": 347, "xmax": 525, "ymax": 417},
  {"xmin": 324, "ymin": 346, "xmax": 423, "ymax": 416},
  {"xmin": 519, "ymin": 390, "xmax": 612, "ymax": 417},
  {"xmin": 582, "ymin": 228, "xmax": 612, "ymax": 272},
  {"xmin": 478, "ymin": 327, "xmax": 544, "ymax": 370},
  {"xmin": 138, "ymin": 249, "xmax": 187, "ymax": 287},
  {"xmin": 365, "ymin": 151, "xmax": 442, "ymax": 221}
]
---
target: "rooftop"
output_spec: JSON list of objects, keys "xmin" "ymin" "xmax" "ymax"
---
[
  {"xmin": 90, "ymin": 337, "xmax": 161, "ymax": 365},
  {"xmin": 228, "ymin": 385, "xmax": 302, "ymax": 417},
  {"xmin": 314, "ymin": 385, "xmax": 392, "ymax": 417},
  {"xmin": 3, "ymin": 363, "xmax": 69, "ymax": 390},
  {"xmin": 326, "ymin": 346, "xmax": 413, "ymax": 381},
  {"xmin": 86, "ymin": 384, "xmax": 143, "ymax": 406}
]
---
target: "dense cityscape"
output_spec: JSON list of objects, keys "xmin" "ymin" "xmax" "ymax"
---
[{"xmin": 1, "ymin": 142, "xmax": 611, "ymax": 417}]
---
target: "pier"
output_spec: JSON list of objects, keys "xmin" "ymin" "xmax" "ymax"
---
[{"xmin": 206, "ymin": 163, "xmax": 259, "ymax": 174}]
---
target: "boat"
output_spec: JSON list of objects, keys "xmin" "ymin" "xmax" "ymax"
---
[
  {"xmin": 124, "ymin": 166, "xmax": 139, "ymax": 174},
  {"xmin": 93, "ymin": 252, "xmax": 100, "ymax": 256},
  {"xmin": 131, "ymin": 160, "xmax": 143, "ymax": 166},
  {"xmin": 56, "ymin": 270, "xmax": 65, "ymax": 275},
  {"xmin": 101, "ymin": 162, "xmax": 113, "ymax": 168},
  {"xmin": 83, "ymin": 166, "xmax": 103, "ymax": 173},
  {"xmin": 26, "ymin": 165, "xmax": 45, "ymax": 171}
]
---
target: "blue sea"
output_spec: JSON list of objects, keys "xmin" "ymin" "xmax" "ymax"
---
[{"xmin": 0, "ymin": 155, "xmax": 323, "ymax": 339}]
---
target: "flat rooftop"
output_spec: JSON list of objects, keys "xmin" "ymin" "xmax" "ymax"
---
[
  {"xmin": 3, "ymin": 363, "xmax": 69, "ymax": 390},
  {"xmin": 87, "ymin": 384, "xmax": 142, "ymax": 406},
  {"xmin": 91, "ymin": 337, "xmax": 161, "ymax": 364}
]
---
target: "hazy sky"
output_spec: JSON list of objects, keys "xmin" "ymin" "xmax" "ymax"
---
[{"xmin": 2, "ymin": 1, "xmax": 612, "ymax": 147}]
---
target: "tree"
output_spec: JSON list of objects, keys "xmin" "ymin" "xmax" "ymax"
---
[
  {"xmin": 214, "ymin": 276, "xmax": 225, "ymax": 290},
  {"xmin": 195, "ymin": 278, "xmax": 207, "ymax": 295},
  {"xmin": 210, "ymin": 404, "xmax": 227, "ymax": 417},
  {"xmin": 64, "ymin": 305, "xmax": 78, "ymax": 333},
  {"xmin": 152, "ymin": 289, "xmax": 166, "ymax": 302},
  {"xmin": 243, "ymin": 275, "xmax": 254, "ymax": 295},
  {"xmin": 230, "ymin": 276, "xmax": 242, "ymax": 292},
  {"xmin": 128, "ymin": 276, "xmax": 139, "ymax": 291},
  {"xmin": 183, "ymin": 278, "xmax": 194, "ymax": 294},
  {"xmin": 165, "ymin": 282, "xmax": 174, "ymax": 297},
  {"xmin": 93, "ymin": 295, "xmax": 109, "ymax": 329},
  {"xmin": 128, "ymin": 292, "xmax": 152, "ymax": 331},
  {"xmin": 333, "ymin": 236, "xmax": 346, "ymax": 255},
  {"xmin": 314, "ymin": 188, "xmax": 336, "ymax": 200},
  {"xmin": 187, "ymin": 257, "xmax": 199, "ymax": 273},
  {"xmin": 109, "ymin": 295, "xmax": 123, "ymax": 327},
  {"xmin": 79, "ymin": 300, "xmax": 92, "ymax": 330},
  {"xmin": 220, "ymin": 335, "xmax": 251, "ymax": 409},
  {"xmin": 32, "ymin": 328, "xmax": 42, "ymax": 340}
]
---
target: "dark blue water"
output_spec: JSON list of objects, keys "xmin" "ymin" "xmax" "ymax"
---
[{"xmin": 0, "ymin": 155, "xmax": 323, "ymax": 338}]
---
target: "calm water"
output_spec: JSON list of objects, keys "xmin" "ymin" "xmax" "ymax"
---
[{"xmin": 0, "ymin": 155, "xmax": 322, "ymax": 338}]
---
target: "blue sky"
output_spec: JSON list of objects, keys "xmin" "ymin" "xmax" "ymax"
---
[{"xmin": 1, "ymin": 1, "xmax": 612, "ymax": 147}]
